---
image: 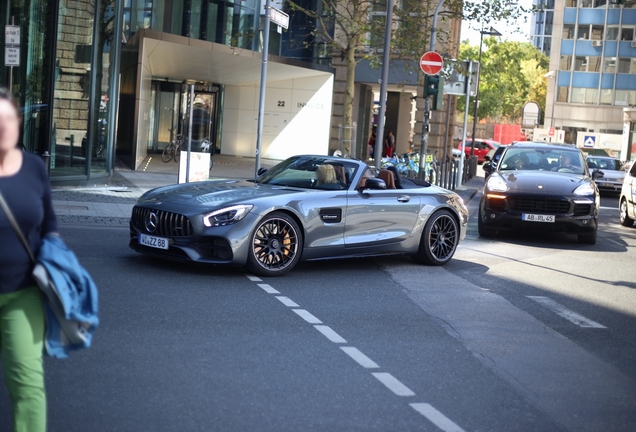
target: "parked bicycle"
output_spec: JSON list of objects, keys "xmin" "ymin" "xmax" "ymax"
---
[{"xmin": 161, "ymin": 129, "xmax": 184, "ymax": 163}]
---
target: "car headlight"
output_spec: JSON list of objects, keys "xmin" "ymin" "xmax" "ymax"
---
[
  {"xmin": 486, "ymin": 176, "xmax": 509, "ymax": 192},
  {"xmin": 573, "ymin": 183, "xmax": 595, "ymax": 196},
  {"xmin": 203, "ymin": 205, "xmax": 253, "ymax": 227}
]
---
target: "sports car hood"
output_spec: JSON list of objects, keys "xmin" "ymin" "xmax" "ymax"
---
[
  {"xmin": 136, "ymin": 179, "xmax": 301, "ymax": 209},
  {"xmin": 491, "ymin": 171, "xmax": 591, "ymax": 195}
]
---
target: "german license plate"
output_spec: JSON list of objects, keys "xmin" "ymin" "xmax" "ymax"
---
[
  {"xmin": 522, "ymin": 214, "xmax": 555, "ymax": 223},
  {"xmin": 139, "ymin": 234, "xmax": 169, "ymax": 249}
]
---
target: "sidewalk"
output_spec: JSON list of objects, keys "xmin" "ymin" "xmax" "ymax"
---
[{"xmin": 52, "ymin": 154, "xmax": 484, "ymax": 226}]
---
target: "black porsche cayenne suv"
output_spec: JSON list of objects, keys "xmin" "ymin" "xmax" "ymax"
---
[{"xmin": 478, "ymin": 142, "xmax": 601, "ymax": 244}]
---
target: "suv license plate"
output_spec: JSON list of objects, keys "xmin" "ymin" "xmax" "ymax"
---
[
  {"xmin": 139, "ymin": 234, "xmax": 169, "ymax": 250},
  {"xmin": 522, "ymin": 214, "xmax": 555, "ymax": 223}
]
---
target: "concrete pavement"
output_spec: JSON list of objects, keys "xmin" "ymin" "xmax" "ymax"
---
[{"xmin": 52, "ymin": 154, "xmax": 484, "ymax": 225}]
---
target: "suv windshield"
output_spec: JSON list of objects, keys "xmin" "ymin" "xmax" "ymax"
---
[
  {"xmin": 257, "ymin": 156, "xmax": 358, "ymax": 190},
  {"xmin": 499, "ymin": 148, "xmax": 586, "ymax": 175}
]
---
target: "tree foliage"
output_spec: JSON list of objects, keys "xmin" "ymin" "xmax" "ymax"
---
[
  {"xmin": 456, "ymin": 38, "xmax": 549, "ymax": 123},
  {"xmin": 284, "ymin": 0, "xmax": 536, "ymax": 149}
]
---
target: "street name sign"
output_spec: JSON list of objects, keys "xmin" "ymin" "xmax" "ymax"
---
[
  {"xmin": 5, "ymin": 25, "xmax": 20, "ymax": 45},
  {"xmin": 420, "ymin": 51, "xmax": 443, "ymax": 76},
  {"xmin": 269, "ymin": 7, "xmax": 289, "ymax": 29}
]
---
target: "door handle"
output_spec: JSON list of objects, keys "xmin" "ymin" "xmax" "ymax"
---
[{"xmin": 397, "ymin": 195, "xmax": 411, "ymax": 203}]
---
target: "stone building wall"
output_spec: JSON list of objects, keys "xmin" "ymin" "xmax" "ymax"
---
[{"xmin": 52, "ymin": 0, "xmax": 94, "ymax": 145}]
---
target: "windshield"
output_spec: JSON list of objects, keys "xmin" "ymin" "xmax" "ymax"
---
[
  {"xmin": 499, "ymin": 148, "xmax": 586, "ymax": 175},
  {"xmin": 256, "ymin": 156, "xmax": 358, "ymax": 190},
  {"xmin": 586, "ymin": 157, "xmax": 621, "ymax": 171}
]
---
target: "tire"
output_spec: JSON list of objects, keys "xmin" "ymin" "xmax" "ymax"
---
[
  {"xmin": 174, "ymin": 144, "xmax": 181, "ymax": 163},
  {"xmin": 209, "ymin": 156, "xmax": 214, "ymax": 171},
  {"xmin": 578, "ymin": 229, "xmax": 597, "ymax": 245},
  {"xmin": 246, "ymin": 212, "xmax": 303, "ymax": 277},
  {"xmin": 619, "ymin": 198, "xmax": 634, "ymax": 227},
  {"xmin": 161, "ymin": 144, "xmax": 174, "ymax": 163},
  {"xmin": 413, "ymin": 209, "xmax": 459, "ymax": 266},
  {"xmin": 477, "ymin": 213, "xmax": 497, "ymax": 238},
  {"xmin": 428, "ymin": 169, "xmax": 437, "ymax": 185}
]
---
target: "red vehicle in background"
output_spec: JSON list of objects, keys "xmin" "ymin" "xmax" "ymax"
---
[{"xmin": 457, "ymin": 138, "xmax": 505, "ymax": 163}]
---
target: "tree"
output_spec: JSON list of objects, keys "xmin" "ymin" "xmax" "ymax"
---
[
  {"xmin": 285, "ymin": 0, "xmax": 535, "ymax": 152},
  {"xmin": 456, "ymin": 38, "xmax": 549, "ymax": 123}
]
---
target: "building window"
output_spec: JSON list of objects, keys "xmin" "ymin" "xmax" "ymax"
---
[
  {"xmin": 603, "ymin": 57, "xmax": 616, "ymax": 72},
  {"xmin": 577, "ymin": 26, "xmax": 589, "ymax": 40},
  {"xmin": 580, "ymin": 0, "xmax": 593, "ymax": 7},
  {"xmin": 557, "ymin": 86, "xmax": 569, "ymax": 102},
  {"xmin": 571, "ymin": 87, "xmax": 597, "ymax": 104},
  {"xmin": 565, "ymin": 0, "xmax": 577, "ymax": 6},
  {"xmin": 593, "ymin": 0, "xmax": 607, "ymax": 7},
  {"xmin": 563, "ymin": 24, "xmax": 575, "ymax": 39},
  {"xmin": 560, "ymin": 55, "xmax": 572, "ymax": 70},
  {"xmin": 591, "ymin": 25, "xmax": 603, "ymax": 40},
  {"xmin": 588, "ymin": 56, "xmax": 601, "ymax": 72},
  {"xmin": 600, "ymin": 89, "xmax": 613, "ymax": 105},
  {"xmin": 615, "ymin": 90, "xmax": 636, "ymax": 106},
  {"xmin": 618, "ymin": 58, "xmax": 636, "ymax": 73},
  {"xmin": 606, "ymin": 26, "xmax": 619, "ymax": 40},
  {"xmin": 545, "ymin": 11, "xmax": 554, "ymax": 36},
  {"xmin": 543, "ymin": 37, "xmax": 552, "ymax": 56},
  {"xmin": 620, "ymin": 28, "xmax": 635, "ymax": 41}
]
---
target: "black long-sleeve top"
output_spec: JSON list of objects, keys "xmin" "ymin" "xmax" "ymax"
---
[{"xmin": 0, "ymin": 151, "xmax": 58, "ymax": 294}]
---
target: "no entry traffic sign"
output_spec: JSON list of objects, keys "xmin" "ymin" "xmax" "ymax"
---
[{"xmin": 420, "ymin": 51, "xmax": 443, "ymax": 76}]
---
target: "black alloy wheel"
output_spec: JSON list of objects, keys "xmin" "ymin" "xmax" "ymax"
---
[
  {"xmin": 414, "ymin": 209, "xmax": 459, "ymax": 265},
  {"xmin": 247, "ymin": 212, "xmax": 303, "ymax": 276}
]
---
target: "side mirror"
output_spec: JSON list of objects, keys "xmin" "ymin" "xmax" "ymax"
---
[
  {"xmin": 257, "ymin": 167, "xmax": 269, "ymax": 176},
  {"xmin": 483, "ymin": 162, "xmax": 493, "ymax": 174},
  {"xmin": 592, "ymin": 169, "xmax": 604, "ymax": 180},
  {"xmin": 363, "ymin": 178, "xmax": 386, "ymax": 190},
  {"xmin": 484, "ymin": 155, "xmax": 491, "ymax": 162}
]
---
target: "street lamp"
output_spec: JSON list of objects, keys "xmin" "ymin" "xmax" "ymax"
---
[
  {"xmin": 543, "ymin": 70, "xmax": 557, "ymax": 128},
  {"xmin": 470, "ymin": 26, "xmax": 502, "ymax": 157}
]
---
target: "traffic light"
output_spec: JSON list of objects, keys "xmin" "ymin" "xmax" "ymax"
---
[{"xmin": 424, "ymin": 75, "xmax": 444, "ymax": 111}]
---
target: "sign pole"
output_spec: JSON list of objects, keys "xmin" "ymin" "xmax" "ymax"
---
[
  {"xmin": 255, "ymin": 0, "xmax": 272, "ymax": 178},
  {"xmin": 457, "ymin": 61, "xmax": 473, "ymax": 187},
  {"xmin": 374, "ymin": 0, "xmax": 395, "ymax": 169},
  {"xmin": 186, "ymin": 84, "xmax": 194, "ymax": 183}
]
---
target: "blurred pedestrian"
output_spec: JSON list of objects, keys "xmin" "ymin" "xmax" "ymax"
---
[
  {"xmin": 368, "ymin": 130, "xmax": 376, "ymax": 160},
  {"xmin": 0, "ymin": 88, "xmax": 56, "ymax": 432},
  {"xmin": 384, "ymin": 130, "xmax": 395, "ymax": 158}
]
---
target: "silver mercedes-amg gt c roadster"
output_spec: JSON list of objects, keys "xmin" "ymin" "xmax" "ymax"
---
[{"xmin": 129, "ymin": 155, "xmax": 469, "ymax": 276}]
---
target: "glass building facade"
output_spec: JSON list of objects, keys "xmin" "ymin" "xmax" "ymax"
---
[
  {"xmin": 537, "ymin": 0, "xmax": 636, "ymax": 157},
  {"xmin": 1, "ymin": 0, "xmax": 331, "ymax": 183}
]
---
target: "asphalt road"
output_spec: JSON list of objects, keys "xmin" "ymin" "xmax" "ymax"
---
[{"xmin": 1, "ymin": 193, "xmax": 635, "ymax": 431}]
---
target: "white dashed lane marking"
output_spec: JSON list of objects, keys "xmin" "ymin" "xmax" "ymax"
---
[
  {"xmin": 410, "ymin": 403, "xmax": 465, "ymax": 432},
  {"xmin": 257, "ymin": 283, "xmax": 280, "ymax": 294},
  {"xmin": 527, "ymin": 296, "xmax": 607, "ymax": 328},
  {"xmin": 292, "ymin": 309, "xmax": 322, "ymax": 324},
  {"xmin": 371, "ymin": 372, "xmax": 415, "ymax": 396},
  {"xmin": 341, "ymin": 347, "xmax": 379, "ymax": 368},
  {"xmin": 244, "ymin": 274, "xmax": 467, "ymax": 431},
  {"xmin": 275, "ymin": 296, "xmax": 299, "ymax": 307},
  {"xmin": 314, "ymin": 325, "xmax": 347, "ymax": 343}
]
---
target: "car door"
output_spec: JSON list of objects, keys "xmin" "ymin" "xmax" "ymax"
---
[
  {"xmin": 626, "ymin": 163, "xmax": 636, "ymax": 218},
  {"xmin": 344, "ymin": 187, "xmax": 421, "ymax": 248}
]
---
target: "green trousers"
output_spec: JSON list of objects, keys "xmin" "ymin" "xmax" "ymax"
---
[{"xmin": 0, "ymin": 286, "xmax": 47, "ymax": 432}]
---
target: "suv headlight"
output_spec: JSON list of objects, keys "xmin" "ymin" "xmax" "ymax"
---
[
  {"xmin": 573, "ymin": 183, "xmax": 595, "ymax": 196},
  {"xmin": 203, "ymin": 205, "xmax": 253, "ymax": 227},
  {"xmin": 486, "ymin": 176, "xmax": 509, "ymax": 192}
]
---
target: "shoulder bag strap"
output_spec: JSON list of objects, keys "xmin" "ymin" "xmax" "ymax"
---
[{"xmin": 0, "ymin": 190, "xmax": 36, "ymax": 263}]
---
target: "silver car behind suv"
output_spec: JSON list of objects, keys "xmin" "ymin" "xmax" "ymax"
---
[
  {"xmin": 619, "ymin": 161, "xmax": 636, "ymax": 227},
  {"xmin": 586, "ymin": 155, "xmax": 625, "ymax": 194}
]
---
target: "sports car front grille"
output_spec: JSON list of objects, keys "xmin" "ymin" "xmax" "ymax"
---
[
  {"xmin": 132, "ymin": 207, "xmax": 193, "ymax": 237},
  {"xmin": 509, "ymin": 197, "xmax": 571, "ymax": 214}
]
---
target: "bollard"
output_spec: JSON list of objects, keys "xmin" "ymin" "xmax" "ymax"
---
[{"xmin": 42, "ymin": 151, "xmax": 51, "ymax": 176}]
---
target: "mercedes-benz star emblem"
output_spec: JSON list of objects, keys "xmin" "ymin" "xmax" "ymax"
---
[{"xmin": 145, "ymin": 212, "xmax": 158, "ymax": 233}]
